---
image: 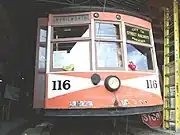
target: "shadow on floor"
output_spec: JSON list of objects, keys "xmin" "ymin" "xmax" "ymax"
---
[{"xmin": 5, "ymin": 121, "xmax": 30, "ymax": 135}]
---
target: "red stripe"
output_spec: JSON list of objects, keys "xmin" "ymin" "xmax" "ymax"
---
[
  {"xmin": 45, "ymin": 85, "xmax": 162, "ymax": 109},
  {"xmin": 49, "ymin": 72, "xmax": 152, "ymax": 80}
]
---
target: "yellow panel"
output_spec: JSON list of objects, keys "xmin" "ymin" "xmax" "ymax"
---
[
  {"xmin": 163, "ymin": 7, "xmax": 170, "ymax": 129},
  {"xmin": 173, "ymin": 0, "xmax": 180, "ymax": 131}
]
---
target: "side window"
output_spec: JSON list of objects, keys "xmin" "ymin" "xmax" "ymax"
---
[
  {"xmin": 38, "ymin": 27, "xmax": 47, "ymax": 70},
  {"xmin": 38, "ymin": 46, "xmax": 46, "ymax": 69}
]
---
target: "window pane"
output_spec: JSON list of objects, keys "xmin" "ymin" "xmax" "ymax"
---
[
  {"xmin": 95, "ymin": 23, "xmax": 120, "ymax": 39},
  {"xmin": 52, "ymin": 41, "xmax": 90, "ymax": 71},
  {"xmin": 40, "ymin": 27, "xmax": 47, "ymax": 43},
  {"xmin": 38, "ymin": 47, "xmax": 46, "ymax": 69},
  {"xmin": 96, "ymin": 42, "xmax": 123, "ymax": 68},
  {"xmin": 53, "ymin": 25, "xmax": 89, "ymax": 39},
  {"xmin": 127, "ymin": 43, "xmax": 153, "ymax": 71}
]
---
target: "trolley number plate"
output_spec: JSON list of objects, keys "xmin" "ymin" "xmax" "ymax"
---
[
  {"xmin": 146, "ymin": 80, "xmax": 158, "ymax": 89},
  {"xmin": 52, "ymin": 80, "xmax": 71, "ymax": 91},
  {"xmin": 69, "ymin": 101, "xmax": 93, "ymax": 107}
]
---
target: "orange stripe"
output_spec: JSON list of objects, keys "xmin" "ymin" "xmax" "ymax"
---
[
  {"xmin": 115, "ymin": 86, "xmax": 163, "ymax": 107},
  {"xmin": 121, "ymin": 14, "xmax": 151, "ymax": 29},
  {"xmin": 45, "ymin": 86, "xmax": 163, "ymax": 109},
  {"xmin": 45, "ymin": 86, "xmax": 115, "ymax": 109},
  {"xmin": 49, "ymin": 72, "xmax": 152, "ymax": 80},
  {"xmin": 91, "ymin": 12, "xmax": 151, "ymax": 29}
]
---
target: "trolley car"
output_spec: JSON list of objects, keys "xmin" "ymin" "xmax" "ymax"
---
[{"xmin": 33, "ymin": 7, "xmax": 163, "ymax": 117}]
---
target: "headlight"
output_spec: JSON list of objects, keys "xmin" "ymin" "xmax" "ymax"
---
[
  {"xmin": 104, "ymin": 76, "xmax": 121, "ymax": 92},
  {"xmin": 91, "ymin": 73, "xmax": 101, "ymax": 85},
  {"xmin": 108, "ymin": 77, "xmax": 120, "ymax": 89}
]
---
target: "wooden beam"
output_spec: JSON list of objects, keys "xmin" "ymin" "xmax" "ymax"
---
[
  {"xmin": 154, "ymin": 38, "xmax": 164, "ymax": 44},
  {"xmin": 148, "ymin": 0, "xmax": 173, "ymax": 8}
]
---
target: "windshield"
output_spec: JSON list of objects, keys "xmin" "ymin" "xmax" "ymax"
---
[{"xmin": 48, "ymin": 15, "xmax": 155, "ymax": 72}]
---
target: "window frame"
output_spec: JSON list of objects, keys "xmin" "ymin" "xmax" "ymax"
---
[
  {"xmin": 94, "ymin": 20, "xmax": 125, "ymax": 70},
  {"xmin": 125, "ymin": 23, "xmax": 156, "ymax": 73},
  {"xmin": 49, "ymin": 23, "xmax": 92, "ymax": 72},
  {"xmin": 51, "ymin": 23, "xmax": 91, "ymax": 42},
  {"xmin": 38, "ymin": 26, "xmax": 48, "ymax": 73}
]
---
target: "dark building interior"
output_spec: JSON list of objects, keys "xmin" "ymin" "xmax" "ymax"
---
[{"xmin": 0, "ymin": 0, "xmax": 172, "ymax": 119}]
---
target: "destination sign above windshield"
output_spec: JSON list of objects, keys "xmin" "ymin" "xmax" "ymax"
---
[
  {"xmin": 125, "ymin": 25, "xmax": 151, "ymax": 44},
  {"xmin": 52, "ymin": 14, "xmax": 89, "ymax": 25}
]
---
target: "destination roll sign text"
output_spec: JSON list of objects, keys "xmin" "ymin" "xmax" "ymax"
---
[
  {"xmin": 52, "ymin": 14, "xmax": 89, "ymax": 25},
  {"xmin": 125, "ymin": 25, "xmax": 150, "ymax": 44}
]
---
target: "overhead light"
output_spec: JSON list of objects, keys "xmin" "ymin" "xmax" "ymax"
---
[
  {"xmin": 93, "ymin": 13, "xmax": 99, "ymax": 18},
  {"xmin": 116, "ymin": 15, "xmax": 121, "ymax": 20},
  {"xmin": 0, "ymin": 80, "xmax": 3, "ymax": 83}
]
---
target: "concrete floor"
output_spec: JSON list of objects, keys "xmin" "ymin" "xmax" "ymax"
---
[
  {"xmin": 2, "ymin": 116, "xmax": 176, "ymax": 135},
  {"xmin": 0, "ymin": 118, "xmax": 28, "ymax": 135},
  {"xmin": 20, "ymin": 117, "xmax": 176, "ymax": 135}
]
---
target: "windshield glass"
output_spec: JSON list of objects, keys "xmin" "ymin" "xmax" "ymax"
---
[
  {"xmin": 96, "ymin": 42, "xmax": 123, "ymax": 68},
  {"xmin": 52, "ymin": 41, "xmax": 90, "ymax": 71},
  {"xmin": 96, "ymin": 23, "xmax": 120, "ymax": 39},
  {"xmin": 127, "ymin": 43, "xmax": 153, "ymax": 71},
  {"xmin": 95, "ymin": 22, "xmax": 123, "ymax": 69},
  {"xmin": 53, "ymin": 25, "xmax": 89, "ymax": 39}
]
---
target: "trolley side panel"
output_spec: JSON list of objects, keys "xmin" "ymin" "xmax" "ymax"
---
[{"xmin": 33, "ymin": 18, "xmax": 48, "ymax": 108}]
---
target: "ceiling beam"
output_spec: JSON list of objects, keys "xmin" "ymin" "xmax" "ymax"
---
[
  {"xmin": 148, "ymin": 0, "xmax": 172, "ymax": 8},
  {"xmin": 154, "ymin": 38, "xmax": 163, "ymax": 44}
]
